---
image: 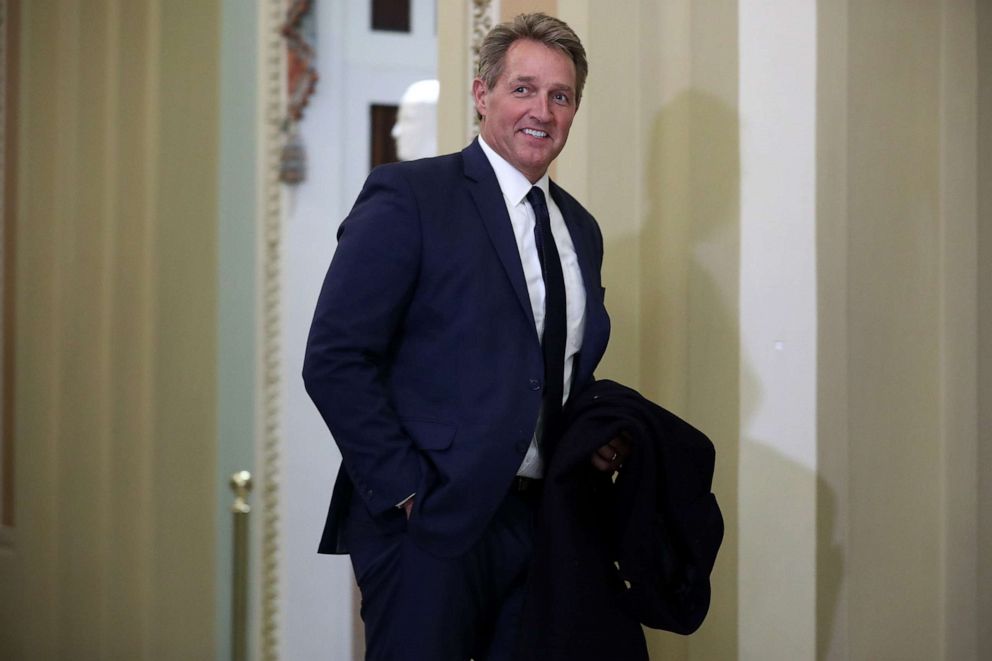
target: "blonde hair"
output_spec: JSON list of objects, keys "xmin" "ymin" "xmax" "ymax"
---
[{"xmin": 476, "ymin": 13, "xmax": 588, "ymax": 108}]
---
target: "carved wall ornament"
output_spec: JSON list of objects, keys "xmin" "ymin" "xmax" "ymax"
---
[
  {"xmin": 279, "ymin": 0, "xmax": 318, "ymax": 184},
  {"xmin": 467, "ymin": 0, "xmax": 498, "ymax": 140}
]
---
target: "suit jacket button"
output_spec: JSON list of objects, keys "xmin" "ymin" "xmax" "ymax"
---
[{"xmin": 529, "ymin": 378, "xmax": 541, "ymax": 391}]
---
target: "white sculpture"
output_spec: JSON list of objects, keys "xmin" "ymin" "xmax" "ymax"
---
[{"xmin": 392, "ymin": 79, "xmax": 440, "ymax": 161}]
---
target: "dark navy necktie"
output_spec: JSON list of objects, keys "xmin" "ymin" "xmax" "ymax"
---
[{"xmin": 526, "ymin": 186, "xmax": 567, "ymax": 450}]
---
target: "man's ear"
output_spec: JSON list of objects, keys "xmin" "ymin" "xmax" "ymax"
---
[{"xmin": 471, "ymin": 78, "xmax": 487, "ymax": 118}]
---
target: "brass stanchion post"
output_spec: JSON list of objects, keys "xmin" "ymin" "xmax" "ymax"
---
[{"xmin": 230, "ymin": 471, "xmax": 252, "ymax": 661}]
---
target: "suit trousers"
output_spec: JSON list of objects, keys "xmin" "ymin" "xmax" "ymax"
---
[{"xmin": 346, "ymin": 487, "xmax": 537, "ymax": 661}]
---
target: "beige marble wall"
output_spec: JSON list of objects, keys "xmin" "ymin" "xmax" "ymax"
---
[
  {"xmin": 436, "ymin": 1, "xmax": 986, "ymax": 658},
  {"xmin": 819, "ymin": 2, "xmax": 982, "ymax": 658},
  {"xmin": 0, "ymin": 1, "xmax": 221, "ymax": 658}
]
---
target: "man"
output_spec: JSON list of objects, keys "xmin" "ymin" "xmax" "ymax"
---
[{"xmin": 303, "ymin": 12, "xmax": 628, "ymax": 660}]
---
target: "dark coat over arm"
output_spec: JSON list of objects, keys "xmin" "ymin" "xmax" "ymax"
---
[{"xmin": 516, "ymin": 379, "xmax": 724, "ymax": 660}]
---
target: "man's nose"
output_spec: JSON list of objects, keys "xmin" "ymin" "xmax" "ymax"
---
[{"xmin": 530, "ymin": 95, "xmax": 552, "ymax": 122}]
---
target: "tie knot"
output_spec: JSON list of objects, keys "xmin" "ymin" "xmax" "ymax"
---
[{"xmin": 526, "ymin": 186, "xmax": 547, "ymax": 211}]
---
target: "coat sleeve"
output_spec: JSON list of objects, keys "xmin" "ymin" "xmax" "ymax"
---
[{"xmin": 302, "ymin": 164, "xmax": 423, "ymax": 516}]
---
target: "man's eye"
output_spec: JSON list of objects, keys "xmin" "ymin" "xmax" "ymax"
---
[
  {"xmin": 514, "ymin": 86, "xmax": 528, "ymax": 94},
  {"xmin": 554, "ymin": 93, "xmax": 570, "ymax": 104}
]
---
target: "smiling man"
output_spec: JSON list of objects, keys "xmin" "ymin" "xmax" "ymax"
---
[{"xmin": 304, "ymin": 13, "xmax": 626, "ymax": 660}]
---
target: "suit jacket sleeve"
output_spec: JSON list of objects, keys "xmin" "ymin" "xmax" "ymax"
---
[{"xmin": 302, "ymin": 164, "xmax": 423, "ymax": 516}]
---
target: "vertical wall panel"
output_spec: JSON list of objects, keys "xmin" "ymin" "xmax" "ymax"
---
[
  {"xmin": 936, "ymin": 1, "xmax": 979, "ymax": 658},
  {"xmin": 816, "ymin": 0, "xmax": 851, "ymax": 657},
  {"xmin": 215, "ymin": 0, "xmax": 260, "ymax": 656},
  {"xmin": 738, "ymin": 0, "xmax": 818, "ymax": 658},
  {"xmin": 54, "ymin": 0, "xmax": 90, "ymax": 655},
  {"xmin": 681, "ymin": 4, "xmax": 739, "ymax": 660},
  {"xmin": 977, "ymin": 2, "xmax": 992, "ymax": 659},
  {"xmin": 107, "ymin": 0, "xmax": 154, "ymax": 656},
  {"xmin": 149, "ymin": 0, "xmax": 219, "ymax": 657},
  {"xmin": 66, "ymin": 0, "xmax": 112, "ymax": 654},
  {"xmin": 13, "ymin": 0, "xmax": 61, "ymax": 656},
  {"xmin": 847, "ymin": 2, "xmax": 942, "ymax": 658}
]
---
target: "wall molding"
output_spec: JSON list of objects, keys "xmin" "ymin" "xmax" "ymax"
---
[{"xmin": 258, "ymin": 0, "xmax": 285, "ymax": 658}]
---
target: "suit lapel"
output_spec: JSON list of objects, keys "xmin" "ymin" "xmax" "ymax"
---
[{"xmin": 462, "ymin": 140, "xmax": 538, "ymax": 333}]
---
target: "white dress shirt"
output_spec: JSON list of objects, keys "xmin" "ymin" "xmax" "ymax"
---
[{"xmin": 477, "ymin": 136, "xmax": 587, "ymax": 478}]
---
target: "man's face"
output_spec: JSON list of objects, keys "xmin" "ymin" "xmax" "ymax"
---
[{"xmin": 473, "ymin": 39, "xmax": 578, "ymax": 183}]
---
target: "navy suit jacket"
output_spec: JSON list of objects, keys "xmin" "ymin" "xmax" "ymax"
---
[{"xmin": 303, "ymin": 139, "xmax": 610, "ymax": 557}]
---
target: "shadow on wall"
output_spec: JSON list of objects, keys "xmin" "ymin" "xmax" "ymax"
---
[
  {"xmin": 633, "ymin": 89, "xmax": 843, "ymax": 658},
  {"xmin": 638, "ymin": 88, "xmax": 742, "ymax": 659}
]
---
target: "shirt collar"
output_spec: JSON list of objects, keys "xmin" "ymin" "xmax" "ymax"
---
[{"xmin": 477, "ymin": 135, "xmax": 550, "ymax": 207}]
